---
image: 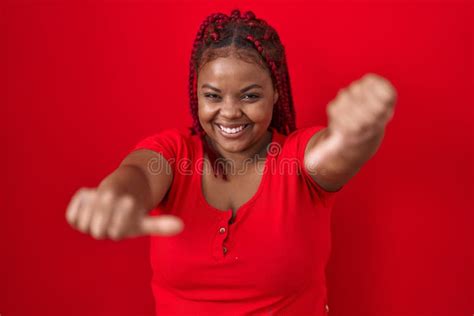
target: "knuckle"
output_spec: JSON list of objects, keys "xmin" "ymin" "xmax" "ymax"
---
[
  {"xmin": 99, "ymin": 189, "xmax": 115, "ymax": 202},
  {"xmin": 337, "ymin": 88, "xmax": 347, "ymax": 98},
  {"xmin": 107, "ymin": 215, "xmax": 127, "ymax": 240},
  {"xmin": 76, "ymin": 222, "xmax": 88, "ymax": 233},
  {"xmin": 67, "ymin": 209, "xmax": 80, "ymax": 225},
  {"xmin": 91, "ymin": 230, "xmax": 105, "ymax": 240},
  {"xmin": 327, "ymin": 102, "xmax": 337, "ymax": 116},
  {"xmin": 78, "ymin": 187, "xmax": 94, "ymax": 198},
  {"xmin": 336, "ymin": 92, "xmax": 348, "ymax": 104},
  {"xmin": 77, "ymin": 224, "xmax": 89, "ymax": 234},
  {"xmin": 66, "ymin": 214, "xmax": 75, "ymax": 226},
  {"xmin": 121, "ymin": 194, "xmax": 134, "ymax": 203},
  {"xmin": 90, "ymin": 218, "xmax": 105, "ymax": 238},
  {"xmin": 364, "ymin": 72, "xmax": 379, "ymax": 81},
  {"xmin": 349, "ymin": 82, "xmax": 362, "ymax": 95},
  {"xmin": 119, "ymin": 195, "xmax": 135, "ymax": 210},
  {"xmin": 76, "ymin": 187, "xmax": 87, "ymax": 196},
  {"xmin": 77, "ymin": 212, "xmax": 92, "ymax": 232},
  {"xmin": 87, "ymin": 190, "xmax": 99, "ymax": 204},
  {"xmin": 108, "ymin": 229, "xmax": 123, "ymax": 241}
]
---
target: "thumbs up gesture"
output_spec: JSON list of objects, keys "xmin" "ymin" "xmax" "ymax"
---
[
  {"xmin": 305, "ymin": 73, "xmax": 397, "ymax": 180},
  {"xmin": 65, "ymin": 187, "xmax": 184, "ymax": 240},
  {"xmin": 327, "ymin": 73, "xmax": 397, "ymax": 144}
]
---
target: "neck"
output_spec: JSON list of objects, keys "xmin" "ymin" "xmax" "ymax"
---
[{"xmin": 204, "ymin": 129, "xmax": 273, "ymax": 172}]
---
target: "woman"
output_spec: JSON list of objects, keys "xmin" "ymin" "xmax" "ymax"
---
[{"xmin": 65, "ymin": 9, "xmax": 397, "ymax": 315}]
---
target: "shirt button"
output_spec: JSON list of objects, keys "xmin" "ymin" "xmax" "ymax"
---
[
  {"xmin": 219, "ymin": 227, "xmax": 226, "ymax": 234},
  {"xmin": 223, "ymin": 246, "xmax": 228, "ymax": 254},
  {"xmin": 324, "ymin": 304, "xmax": 329, "ymax": 313}
]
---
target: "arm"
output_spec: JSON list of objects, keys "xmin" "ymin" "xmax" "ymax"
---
[
  {"xmin": 98, "ymin": 149, "xmax": 174, "ymax": 212},
  {"xmin": 304, "ymin": 73, "xmax": 397, "ymax": 192},
  {"xmin": 65, "ymin": 148, "xmax": 181, "ymax": 240}
]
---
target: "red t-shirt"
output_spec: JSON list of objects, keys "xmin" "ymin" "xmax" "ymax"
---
[{"xmin": 130, "ymin": 125, "xmax": 342, "ymax": 316}]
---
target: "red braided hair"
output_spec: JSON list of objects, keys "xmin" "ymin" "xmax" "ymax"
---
[{"xmin": 188, "ymin": 9, "xmax": 296, "ymax": 180}]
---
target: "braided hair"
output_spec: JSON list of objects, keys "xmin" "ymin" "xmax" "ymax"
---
[{"xmin": 188, "ymin": 9, "xmax": 296, "ymax": 180}]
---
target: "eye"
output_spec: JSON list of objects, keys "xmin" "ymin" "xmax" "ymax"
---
[
  {"xmin": 242, "ymin": 94, "xmax": 260, "ymax": 101},
  {"xmin": 204, "ymin": 93, "xmax": 221, "ymax": 100}
]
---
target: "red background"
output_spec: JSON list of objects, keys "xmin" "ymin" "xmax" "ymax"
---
[{"xmin": 2, "ymin": 0, "xmax": 473, "ymax": 315}]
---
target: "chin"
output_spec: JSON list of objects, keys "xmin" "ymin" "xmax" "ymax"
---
[
  {"xmin": 205, "ymin": 123, "xmax": 257, "ymax": 153},
  {"xmin": 219, "ymin": 142, "xmax": 249, "ymax": 154}
]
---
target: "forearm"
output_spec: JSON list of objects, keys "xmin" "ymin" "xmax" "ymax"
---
[
  {"xmin": 97, "ymin": 165, "xmax": 154, "ymax": 212},
  {"xmin": 305, "ymin": 73, "xmax": 396, "ymax": 191},
  {"xmin": 325, "ymin": 126, "xmax": 385, "ymax": 176},
  {"xmin": 306, "ymin": 126, "xmax": 385, "ymax": 192}
]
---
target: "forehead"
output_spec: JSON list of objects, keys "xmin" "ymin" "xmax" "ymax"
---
[{"xmin": 198, "ymin": 55, "xmax": 271, "ymax": 86}]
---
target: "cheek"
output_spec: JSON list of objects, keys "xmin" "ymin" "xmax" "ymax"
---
[
  {"xmin": 248, "ymin": 102, "xmax": 273, "ymax": 123},
  {"xmin": 197, "ymin": 101, "xmax": 214, "ymax": 121}
]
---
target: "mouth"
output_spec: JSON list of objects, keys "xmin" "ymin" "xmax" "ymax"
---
[{"xmin": 215, "ymin": 123, "xmax": 251, "ymax": 139}]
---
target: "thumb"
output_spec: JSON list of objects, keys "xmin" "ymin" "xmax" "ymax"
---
[{"xmin": 139, "ymin": 214, "xmax": 184, "ymax": 237}]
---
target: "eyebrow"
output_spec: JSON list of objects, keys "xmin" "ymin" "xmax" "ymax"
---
[{"xmin": 201, "ymin": 83, "xmax": 263, "ymax": 93}]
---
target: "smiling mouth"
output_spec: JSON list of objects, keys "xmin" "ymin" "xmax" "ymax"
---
[{"xmin": 215, "ymin": 123, "xmax": 251, "ymax": 137}]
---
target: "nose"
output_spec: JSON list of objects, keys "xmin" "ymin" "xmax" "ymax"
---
[{"xmin": 219, "ymin": 97, "xmax": 243, "ymax": 120}]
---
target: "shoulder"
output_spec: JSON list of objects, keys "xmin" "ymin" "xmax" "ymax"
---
[
  {"xmin": 134, "ymin": 127, "xmax": 193, "ymax": 147},
  {"xmin": 274, "ymin": 125, "xmax": 340, "ymax": 206},
  {"xmin": 143, "ymin": 127, "xmax": 191, "ymax": 140},
  {"xmin": 131, "ymin": 127, "xmax": 197, "ymax": 160},
  {"xmin": 278, "ymin": 125, "xmax": 326, "ymax": 156},
  {"xmin": 286, "ymin": 126, "xmax": 326, "ymax": 143}
]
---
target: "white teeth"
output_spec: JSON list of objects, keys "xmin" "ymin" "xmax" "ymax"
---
[{"xmin": 218, "ymin": 124, "xmax": 246, "ymax": 134}]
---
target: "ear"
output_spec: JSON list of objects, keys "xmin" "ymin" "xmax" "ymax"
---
[{"xmin": 273, "ymin": 89, "xmax": 279, "ymax": 105}]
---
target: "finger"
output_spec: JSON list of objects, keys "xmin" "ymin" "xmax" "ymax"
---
[
  {"xmin": 363, "ymin": 86, "xmax": 395, "ymax": 124},
  {"xmin": 351, "ymin": 80, "xmax": 394, "ymax": 126},
  {"xmin": 335, "ymin": 92, "xmax": 361, "ymax": 134},
  {"xmin": 77, "ymin": 190, "xmax": 97, "ymax": 234},
  {"xmin": 349, "ymin": 102, "xmax": 372, "ymax": 134},
  {"xmin": 139, "ymin": 215, "xmax": 184, "ymax": 237},
  {"xmin": 351, "ymin": 90, "xmax": 381, "ymax": 128},
  {"xmin": 349, "ymin": 81, "xmax": 380, "ymax": 114},
  {"xmin": 107, "ymin": 195, "xmax": 135, "ymax": 241},
  {"xmin": 332, "ymin": 90, "xmax": 351, "ymax": 120},
  {"xmin": 90, "ymin": 190, "xmax": 115, "ymax": 240},
  {"xmin": 364, "ymin": 75, "xmax": 396, "ymax": 105},
  {"xmin": 66, "ymin": 188, "xmax": 88, "ymax": 226}
]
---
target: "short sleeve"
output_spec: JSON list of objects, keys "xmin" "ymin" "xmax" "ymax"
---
[
  {"xmin": 293, "ymin": 125, "xmax": 343, "ymax": 207},
  {"xmin": 129, "ymin": 128, "xmax": 187, "ymax": 175}
]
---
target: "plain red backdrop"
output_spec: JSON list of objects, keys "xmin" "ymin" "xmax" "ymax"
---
[{"xmin": 2, "ymin": 0, "xmax": 473, "ymax": 315}]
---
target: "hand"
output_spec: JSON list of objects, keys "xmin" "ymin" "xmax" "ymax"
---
[
  {"xmin": 327, "ymin": 73, "xmax": 397, "ymax": 144},
  {"xmin": 65, "ymin": 187, "xmax": 184, "ymax": 241}
]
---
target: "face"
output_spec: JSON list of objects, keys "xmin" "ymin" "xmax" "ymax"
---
[{"xmin": 197, "ymin": 54, "xmax": 279, "ymax": 156}]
